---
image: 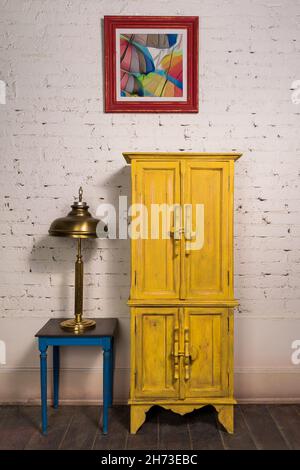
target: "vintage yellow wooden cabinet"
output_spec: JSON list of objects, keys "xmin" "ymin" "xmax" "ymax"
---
[{"xmin": 123, "ymin": 152, "xmax": 242, "ymax": 434}]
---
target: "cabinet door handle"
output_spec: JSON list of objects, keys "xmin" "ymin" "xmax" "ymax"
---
[
  {"xmin": 184, "ymin": 205, "xmax": 198, "ymax": 256},
  {"xmin": 184, "ymin": 204, "xmax": 191, "ymax": 257},
  {"xmin": 184, "ymin": 328, "xmax": 190, "ymax": 380},
  {"xmin": 173, "ymin": 327, "xmax": 179, "ymax": 380},
  {"xmin": 185, "ymin": 241, "xmax": 191, "ymax": 256},
  {"xmin": 170, "ymin": 227, "xmax": 183, "ymax": 257},
  {"xmin": 185, "ymin": 233, "xmax": 194, "ymax": 256}
]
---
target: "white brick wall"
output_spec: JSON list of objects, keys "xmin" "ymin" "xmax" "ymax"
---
[{"xmin": 0, "ymin": 0, "xmax": 300, "ymax": 402}]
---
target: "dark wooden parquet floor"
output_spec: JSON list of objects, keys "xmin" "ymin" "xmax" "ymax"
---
[{"xmin": 0, "ymin": 404, "xmax": 300, "ymax": 450}]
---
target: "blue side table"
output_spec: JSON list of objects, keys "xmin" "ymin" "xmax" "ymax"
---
[{"xmin": 35, "ymin": 318, "xmax": 117, "ymax": 435}]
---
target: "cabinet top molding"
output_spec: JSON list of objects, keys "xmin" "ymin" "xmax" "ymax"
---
[{"xmin": 123, "ymin": 152, "xmax": 242, "ymax": 163}]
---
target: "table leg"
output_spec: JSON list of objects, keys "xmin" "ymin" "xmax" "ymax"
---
[
  {"xmin": 39, "ymin": 340, "xmax": 48, "ymax": 435},
  {"xmin": 53, "ymin": 345, "xmax": 60, "ymax": 409},
  {"xmin": 108, "ymin": 338, "xmax": 114, "ymax": 407},
  {"xmin": 103, "ymin": 344, "xmax": 111, "ymax": 434}
]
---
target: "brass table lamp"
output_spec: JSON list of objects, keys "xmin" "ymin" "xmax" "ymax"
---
[{"xmin": 49, "ymin": 187, "xmax": 99, "ymax": 333}]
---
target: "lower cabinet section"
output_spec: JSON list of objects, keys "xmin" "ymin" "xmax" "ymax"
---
[
  {"xmin": 134, "ymin": 307, "xmax": 179, "ymax": 399},
  {"xmin": 183, "ymin": 307, "xmax": 229, "ymax": 398},
  {"xmin": 129, "ymin": 306, "xmax": 235, "ymax": 434}
]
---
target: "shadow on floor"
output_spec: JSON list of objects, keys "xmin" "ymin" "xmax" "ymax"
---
[{"xmin": 0, "ymin": 404, "xmax": 299, "ymax": 450}]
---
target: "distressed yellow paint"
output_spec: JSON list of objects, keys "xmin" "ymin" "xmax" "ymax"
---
[
  {"xmin": 130, "ymin": 405, "xmax": 152, "ymax": 435},
  {"xmin": 184, "ymin": 308, "xmax": 228, "ymax": 398},
  {"xmin": 215, "ymin": 405, "xmax": 234, "ymax": 434},
  {"xmin": 134, "ymin": 307, "xmax": 179, "ymax": 399},
  {"xmin": 124, "ymin": 152, "xmax": 241, "ymax": 435},
  {"xmin": 131, "ymin": 161, "xmax": 180, "ymax": 300},
  {"xmin": 183, "ymin": 161, "xmax": 230, "ymax": 299}
]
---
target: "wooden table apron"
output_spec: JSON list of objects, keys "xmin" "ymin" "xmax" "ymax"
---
[{"xmin": 38, "ymin": 335, "xmax": 114, "ymax": 435}]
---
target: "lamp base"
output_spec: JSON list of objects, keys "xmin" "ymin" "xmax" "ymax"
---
[{"xmin": 60, "ymin": 318, "xmax": 96, "ymax": 333}]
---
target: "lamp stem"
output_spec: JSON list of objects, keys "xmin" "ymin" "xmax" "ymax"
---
[{"xmin": 74, "ymin": 238, "xmax": 83, "ymax": 324}]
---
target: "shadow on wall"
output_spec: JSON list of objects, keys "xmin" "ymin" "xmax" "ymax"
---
[
  {"xmin": 28, "ymin": 235, "xmax": 96, "ymax": 316},
  {"xmin": 12, "ymin": 167, "xmax": 132, "ymax": 398},
  {"xmin": 92, "ymin": 165, "xmax": 131, "ymax": 318},
  {"xmin": 27, "ymin": 166, "xmax": 132, "ymax": 320},
  {"xmin": 98, "ymin": 165, "xmax": 132, "ymax": 236}
]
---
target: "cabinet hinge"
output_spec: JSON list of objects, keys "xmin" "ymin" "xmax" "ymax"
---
[
  {"xmin": 227, "ymin": 316, "xmax": 230, "ymax": 333},
  {"xmin": 134, "ymin": 369, "xmax": 137, "ymax": 386},
  {"xmin": 227, "ymin": 270, "xmax": 230, "ymax": 285},
  {"xmin": 134, "ymin": 270, "xmax": 137, "ymax": 286}
]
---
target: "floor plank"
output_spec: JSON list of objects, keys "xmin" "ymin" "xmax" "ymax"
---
[
  {"xmin": 93, "ymin": 406, "xmax": 128, "ymax": 450},
  {"xmin": 159, "ymin": 408, "xmax": 191, "ymax": 450},
  {"xmin": 0, "ymin": 404, "xmax": 298, "ymax": 450},
  {"xmin": 0, "ymin": 406, "xmax": 40, "ymax": 450},
  {"xmin": 188, "ymin": 406, "xmax": 223, "ymax": 450},
  {"xmin": 219, "ymin": 405, "xmax": 256, "ymax": 450},
  {"xmin": 59, "ymin": 406, "xmax": 99, "ymax": 450},
  {"xmin": 267, "ymin": 405, "xmax": 300, "ymax": 450},
  {"xmin": 25, "ymin": 406, "xmax": 75, "ymax": 450},
  {"xmin": 0, "ymin": 406, "xmax": 9, "ymax": 419},
  {"xmin": 241, "ymin": 405, "xmax": 288, "ymax": 450}
]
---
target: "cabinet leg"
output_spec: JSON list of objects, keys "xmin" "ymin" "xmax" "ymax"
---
[
  {"xmin": 130, "ymin": 405, "xmax": 151, "ymax": 434},
  {"xmin": 215, "ymin": 405, "xmax": 234, "ymax": 434}
]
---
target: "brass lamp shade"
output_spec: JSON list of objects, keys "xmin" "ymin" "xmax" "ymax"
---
[
  {"xmin": 49, "ymin": 187, "xmax": 99, "ymax": 333},
  {"xmin": 49, "ymin": 193, "xmax": 99, "ymax": 239}
]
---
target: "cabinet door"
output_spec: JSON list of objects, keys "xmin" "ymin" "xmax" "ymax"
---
[
  {"xmin": 182, "ymin": 161, "xmax": 230, "ymax": 300},
  {"xmin": 183, "ymin": 308, "xmax": 229, "ymax": 398},
  {"xmin": 133, "ymin": 308, "xmax": 180, "ymax": 398},
  {"xmin": 131, "ymin": 161, "xmax": 180, "ymax": 299}
]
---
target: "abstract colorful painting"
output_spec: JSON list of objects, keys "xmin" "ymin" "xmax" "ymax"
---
[
  {"xmin": 104, "ymin": 16, "xmax": 199, "ymax": 113},
  {"xmin": 117, "ymin": 31, "xmax": 186, "ymax": 100}
]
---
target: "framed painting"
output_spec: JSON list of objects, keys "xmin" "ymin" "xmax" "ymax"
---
[{"xmin": 104, "ymin": 16, "xmax": 199, "ymax": 113}]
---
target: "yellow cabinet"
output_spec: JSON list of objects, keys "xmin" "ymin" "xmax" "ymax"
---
[
  {"xmin": 133, "ymin": 307, "xmax": 179, "ymax": 399},
  {"xmin": 124, "ymin": 152, "xmax": 241, "ymax": 435},
  {"xmin": 131, "ymin": 161, "xmax": 180, "ymax": 300},
  {"xmin": 183, "ymin": 161, "xmax": 230, "ymax": 300},
  {"xmin": 183, "ymin": 308, "xmax": 229, "ymax": 398}
]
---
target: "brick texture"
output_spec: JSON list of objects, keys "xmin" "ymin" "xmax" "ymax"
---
[{"xmin": 0, "ymin": 1, "xmax": 300, "ymax": 400}]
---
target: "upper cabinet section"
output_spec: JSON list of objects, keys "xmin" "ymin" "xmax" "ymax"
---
[
  {"xmin": 131, "ymin": 161, "xmax": 181, "ymax": 300},
  {"xmin": 183, "ymin": 161, "xmax": 230, "ymax": 300},
  {"xmin": 124, "ymin": 153, "xmax": 241, "ymax": 303}
]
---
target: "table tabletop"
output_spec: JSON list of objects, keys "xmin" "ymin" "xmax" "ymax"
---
[{"xmin": 35, "ymin": 318, "xmax": 118, "ymax": 338}]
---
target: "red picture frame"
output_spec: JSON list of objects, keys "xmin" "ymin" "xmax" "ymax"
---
[{"xmin": 104, "ymin": 16, "xmax": 199, "ymax": 113}]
